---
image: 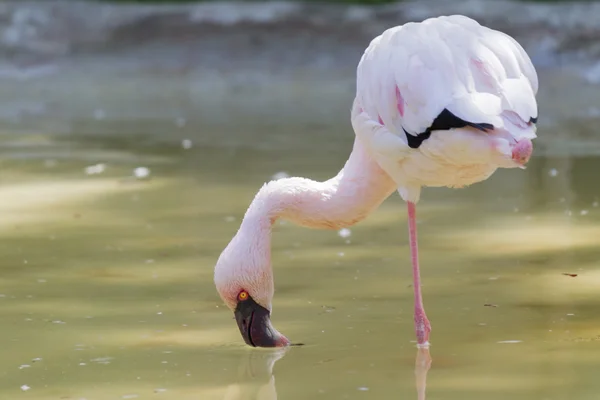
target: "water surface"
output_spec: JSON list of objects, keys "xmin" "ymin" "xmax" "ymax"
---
[{"xmin": 0, "ymin": 67, "xmax": 600, "ymax": 400}]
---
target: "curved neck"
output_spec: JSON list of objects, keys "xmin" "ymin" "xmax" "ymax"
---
[{"xmin": 240, "ymin": 139, "xmax": 396, "ymax": 232}]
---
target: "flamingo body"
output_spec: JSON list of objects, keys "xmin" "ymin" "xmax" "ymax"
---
[
  {"xmin": 214, "ymin": 15, "xmax": 538, "ymax": 348},
  {"xmin": 352, "ymin": 15, "xmax": 537, "ymax": 202}
]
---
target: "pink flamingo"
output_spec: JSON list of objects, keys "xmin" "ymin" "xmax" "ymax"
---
[{"xmin": 214, "ymin": 15, "xmax": 538, "ymax": 348}]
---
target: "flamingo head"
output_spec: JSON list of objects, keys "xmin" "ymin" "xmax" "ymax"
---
[{"xmin": 214, "ymin": 231, "xmax": 290, "ymax": 348}]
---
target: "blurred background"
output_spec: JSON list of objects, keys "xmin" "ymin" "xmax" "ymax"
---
[{"xmin": 1, "ymin": 0, "xmax": 600, "ymax": 399}]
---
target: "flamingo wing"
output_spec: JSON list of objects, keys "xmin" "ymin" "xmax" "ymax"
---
[{"xmin": 351, "ymin": 15, "xmax": 538, "ymax": 159}]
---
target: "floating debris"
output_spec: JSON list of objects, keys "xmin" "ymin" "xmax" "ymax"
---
[
  {"xmin": 562, "ymin": 273, "xmax": 578, "ymax": 277},
  {"xmin": 548, "ymin": 168, "xmax": 558, "ymax": 177},
  {"xmin": 271, "ymin": 171, "xmax": 289, "ymax": 180},
  {"xmin": 18, "ymin": 365, "xmax": 30, "ymax": 370},
  {"xmin": 91, "ymin": 357, "xmax": 113, "ymax": 365},
  {"xmin": 484, "ymin": 303, "xmax": 498, "ymax": 308},
  {"xmin": 122, "ymin": 395, "xmax": 138, "ymax": 399},
  {"xmin": 32, "ymin": 358, "xmax": 42, "ymax": 362},
  {"xmin": 181, "ymin": 139, "xmax": 193, "ymax": 149},
  {"xmin": 357, "ymin": 387, "xmax": 370, "ymax": 391},
  {"xmin": 154, "ymin": 388, "xmax": 167, "ymax": 393},
  {"xmin": 85, "ymin": 163, "xmax": 106, "ymax": 175},
  {"xmin": 133, "ymin": 167, "xmax": 151, "ymax": 179},
  {"xmin": 20, "ymin": 385, "xmax": 30, "ymax": 391},
  {"xmin": 338, "ymin": 228, "xmax": 352, "ymax": 238},
  {"xmin": 497, "ymin": 340, "xmax": 522, "ymax": 344}
]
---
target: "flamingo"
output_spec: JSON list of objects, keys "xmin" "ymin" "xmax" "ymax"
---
[{"xmin": 214, "ymin": 15, "xmax": 538, "ymax": 348}]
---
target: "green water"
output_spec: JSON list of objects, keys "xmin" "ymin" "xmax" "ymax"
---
[{"xmin": 1, "ymin": 68, "xmax": 600, "ymax": 399}]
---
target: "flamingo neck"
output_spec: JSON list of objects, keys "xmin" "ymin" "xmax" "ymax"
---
[{"xmin": 240, "ymin": 139, "xmax": 396, "ymax": 232}]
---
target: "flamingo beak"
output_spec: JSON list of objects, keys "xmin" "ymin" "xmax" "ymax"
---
[{"xmin": 234, "ymin": 295, "xmax": 290, "ymax": 348}]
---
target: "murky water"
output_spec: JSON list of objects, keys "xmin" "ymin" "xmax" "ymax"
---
[{"xmin": 1, "ymin": 65, "xmax": 600, "ymax": 400}]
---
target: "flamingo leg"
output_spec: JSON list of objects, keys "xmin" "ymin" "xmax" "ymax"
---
[{"xmin": 407, "ymin": 201, "xmax": 431, "ymax": 347}]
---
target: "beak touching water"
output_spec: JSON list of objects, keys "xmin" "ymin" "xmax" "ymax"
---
[{"xmin": 234, "ymin": 293, "xmax": 290, "ymax": 348}]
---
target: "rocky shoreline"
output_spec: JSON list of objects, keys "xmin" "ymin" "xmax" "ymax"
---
[{"xmin": 1, "ymin": 0, "xmax": 600, "ymax": 69}]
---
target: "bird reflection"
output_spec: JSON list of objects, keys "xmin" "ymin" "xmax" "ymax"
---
[
  {"xmin": 222, "ymin": 346, "xmax": 431, "ymax": 400},
  {"xmin": 222, "ymin": 348, "xmax": 288, "ymax": 400},
  {"xmin": 415, "ymin": 347, "xmax": 432, "ymax": 400}
]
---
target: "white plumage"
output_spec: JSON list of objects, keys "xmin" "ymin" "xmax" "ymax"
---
[{"xmin": 351, "ymin": 15, "xmax": 538, "ymax": 203}]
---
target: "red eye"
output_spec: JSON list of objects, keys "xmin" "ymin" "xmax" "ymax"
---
[{"xmin": 238, "ymin": 291, "xmax": 249, "ymax": 301}]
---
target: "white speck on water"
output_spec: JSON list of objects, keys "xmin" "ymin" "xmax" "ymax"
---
[
  {"xmin": 157, "ymin": 312, "xmax": 162, "ymax": 315},
  {"xmin": 175, "ymin": 117, "xmax": 187, "ymax": 127},
  {"xmin": 20, "ymin": 385, "xmax": 30, "ymax": 391},
  {"xmin": 489, "ymin": 276, "xmax": 499, "ymax": 280},
  {"xmin": 338, "ymin": 228, "xmax": 352, "ymax": 238},
  {"xmin": 567, "ymin": 313, "xmax": 575, "ymax": 316},
  {"xmin": 271, "ymin": 171, "xmax": 289, "ymax": 180},
  {"xmin": 224, "ymin": 216, "xmax": 235, "ymax": 222},
  {"xmin": 93, "ymin": 109, "xmax": 106, "ymax": 120},
  {"xmin": 44, "ymin": 159, "xmax": 57, "ymax": 168},
  {"xmin": 85, "ymin": 163, "xmax": 106, "ymax": 175},
  {"xmin": 497, "ymin": 340, "xmax": 522, "ymax": 344},
  {"xmin": 122, "ymin": 395, "xmax": 138, "ymax": 399},
  {"xmin": 593, "ymin": 201, "xmax": 599, "ymax": 208},
  {"xmin": 580, "ymin": 210, "xmax": 589, "ymax": 216},
  {"xmin": 357, "ymin": 387, "xmax": 369, "ymax": 391},
  {"xmin": 338, "ymin": 252, "xmax": 345, "ymax": 257},
  {"xmin": 181, "ymin": 139, "xmax": 193, "ymax": 149},
  {"xmin": 91, "ymin": 357, "xmax": 113, "ymax": 364},
  {"xmin": 154, "ymin": 388, "xmax": 167, "ymax": 393},
  {"xmin": 18, "ymin": 365, "xmax": 30, "ymax": 369},
  {"xmin": 79, "ymin": 363, "xmax": 86, "ymax": 366},
  {"xmin": 52, "ymin": 320, "xmax": 66, "ymax": 324},
  {"xmin": 37, "ymin": 279, "xmax": 46, "ymax": 283},
  {"xmin": 145, "ymin": 259, "xmax": 155, "ymax": 264},
  {"xmin": 133, "ymin": 167, "xmax": 150, "ymax": 179},
  {"xmin": 161, "ymin": 361, "xmax": 168, "ymax": 364},
  {"xmin": 32, "ymin": 358, "xmax": 42, "ymax": 362},
  {"xmin": 548, "ymin": 168, "xmax": 558, "ymax": 177}
]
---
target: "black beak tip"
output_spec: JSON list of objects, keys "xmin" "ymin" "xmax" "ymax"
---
[{"xmin": 234, "ymin": 295, "xmax": 290, "ymax": 348}]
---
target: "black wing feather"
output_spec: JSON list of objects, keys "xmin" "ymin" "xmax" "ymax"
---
[{"xmin": 404, "ymin": 108, "xmax": 494, "ymax": 149}]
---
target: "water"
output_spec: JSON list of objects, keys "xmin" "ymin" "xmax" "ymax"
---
[{"xmin": 1, "ymin": 65, "xmax": 600, "ymax": 399}]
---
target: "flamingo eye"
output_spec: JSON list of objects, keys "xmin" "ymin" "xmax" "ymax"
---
[{"xmin": 238, "ymin": 291, "xmax": 249, "ymax": 301}]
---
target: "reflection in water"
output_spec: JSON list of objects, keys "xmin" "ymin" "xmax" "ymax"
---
[
  {"xmin": 416, "ymin": 348, "xmax": 432, "ymax": 400},
  {"xmin": 223, "ymin": 347, "xmax": 432, "ymax": 400},
  {"xmin": 223, "ymin": 348, "xmax": 289, "ymax": 400}
]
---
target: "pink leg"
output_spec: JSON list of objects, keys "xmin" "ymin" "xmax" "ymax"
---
[{"xmin": 407, "ymin": 201, "xmax": 431, "ymax": 347}]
